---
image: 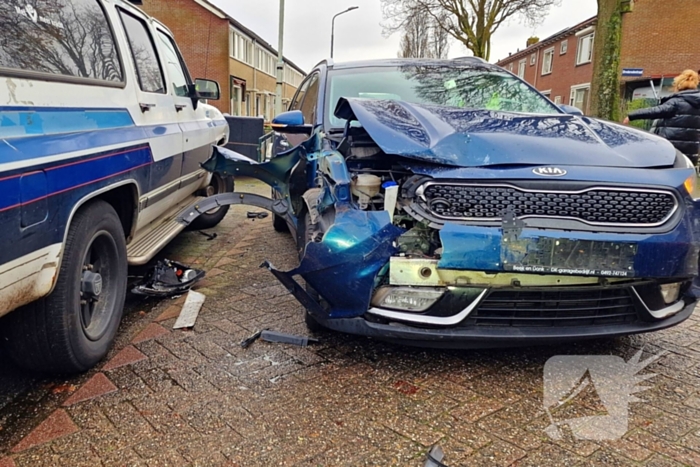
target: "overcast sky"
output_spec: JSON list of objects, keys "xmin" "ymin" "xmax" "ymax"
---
[{"xmin": 210, "ymin": 0, "xmax": 598, "ymax": 71}]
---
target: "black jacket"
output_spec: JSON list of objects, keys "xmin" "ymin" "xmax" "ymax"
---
[{"xmin": 628, "ymin": 90, "xmax": 700, "ymax": 158}]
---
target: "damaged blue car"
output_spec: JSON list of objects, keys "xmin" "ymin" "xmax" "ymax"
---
[{"xmin": 181, "ymin": 58, "xmax": 700, "ymax": 348}]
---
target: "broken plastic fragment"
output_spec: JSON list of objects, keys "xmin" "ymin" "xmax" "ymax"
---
[
  {"xmin": 424, "ymin": 445, "xmax": 449, "ymax": 467},
  {"xmin": 132, "ymin": 259, "xmax": 205, "ymax": 298}
]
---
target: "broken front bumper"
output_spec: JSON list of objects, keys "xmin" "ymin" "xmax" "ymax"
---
[{"xmin": 313, "ymin": 300, "xmax": 695, "ymax": 349}]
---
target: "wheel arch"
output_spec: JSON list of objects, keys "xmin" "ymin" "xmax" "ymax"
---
[{"xmin": 50, "ymin": 180, "xmax": 140, "ymax": 294}]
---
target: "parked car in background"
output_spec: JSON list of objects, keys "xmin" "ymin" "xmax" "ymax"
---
[
  {"xmin": 186, "ymin": 58, "xmax": 700, "ymax": 348},
  {"xmin": 0, "ymin": 0, "xmax": 231, "ymax": 373}
]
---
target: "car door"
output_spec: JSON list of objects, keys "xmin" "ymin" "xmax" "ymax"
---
[
  {"xmin": 154, "ymin": 28, "xmax": 211, "ymax": 192},
  {"xmin": 117, "ymin": 7, "xmax": 183, "ymax": 227}
]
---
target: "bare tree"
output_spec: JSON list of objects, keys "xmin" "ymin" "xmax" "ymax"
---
[
  {"xmin": 383, "ymin": 0, "xmax": 561, "ymax": 61},
  {"xmin": 398, "ymin": 8, "xmax": 450, "ymax": 59}
]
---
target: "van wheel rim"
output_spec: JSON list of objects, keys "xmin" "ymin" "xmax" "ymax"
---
[{"xmin": 79, "ymin": 231, "xmax": 120, "ymax": 341}]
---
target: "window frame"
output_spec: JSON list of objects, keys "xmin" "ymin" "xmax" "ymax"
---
[
  {"xmin": 541, "ymin": 47, "xmax": 554, "ymax": 75},
  {"xmin": 517, "ymin": 59, "xmax": 527, "ymax": 78},
  {"xmin": 118, "ymin": 7, "xmax": 166, "ymax": 95},
  {"xmin": 298, "ymin": 73, "xmax": 321, "ymax": 125},
  {"xmin": 154, "ymin": 28, "xmax": 193, "ymax": 97},
  {"xmin": 570, "ymin": 83, "xmax": 591, "ymax": 113},
  {"xmin": 0, "ymin": 0, "xmax": 127, "ymax": 88},
  {"xmin": 576, "ymin": 33, "xmax": 595, "ymax": 65}
]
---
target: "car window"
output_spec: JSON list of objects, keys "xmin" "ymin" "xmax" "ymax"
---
[
  {"xmin": 0, "ymin": 0, "xmax": 123, "ymax": 83},
  {"xmin": 156, "ymin": 31, "xmax": 190, "ymax": 97},
  {"xmin": 299, "ymin": 74, "xmax": 320, "ymax": 125},
  {"xmin": 119, "ymin": 10, "xmax": 165, "ymax": 94},
  {"xmin": 290, "ymin": 75, "xmax": 312, "ymax": 111},
  {"xmin": 326, "ymin": 65, "xmax": 560, "ymax": 129}
]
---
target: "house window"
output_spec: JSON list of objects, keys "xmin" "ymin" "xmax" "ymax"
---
[
  {"xmin": 542, "ymin": 48, "xmax": 554, "ymax": 75},
  {"xmin": 554, "ymin": 96, "xmax": 562, "ymax": 105},
  {"xmin": 530, "ymin": 53, "xmax": 536, "ymax": 65},
  {"xmin": 509, "ymin": 63, "xmax": 514, "ymax": 72},
  {"xmin": 518, "ymin": 59, "xmax": 526, "ymax": 78},
  {"xmin": 560, "ymin": 40, "xmax": 568, "ymax": 55},
  {"xmin": 230, "ymin": 27, "xmax": 254, "ymax": 66},
  {"xmin": 570, "ymin": 84, "xmax": 591, "ymax": 113},
  {"xmin": 577, "ymin": 33, "xmax": 594, "ymax": 65}
]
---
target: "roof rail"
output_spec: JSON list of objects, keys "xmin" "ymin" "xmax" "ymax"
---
[
  {"xmin": 452, "ymin": 56, "xmax": 487, "ymax": 63},
  {"xmin": 311, "ymin": 58, "xmax": 334, "ymax": 69}
]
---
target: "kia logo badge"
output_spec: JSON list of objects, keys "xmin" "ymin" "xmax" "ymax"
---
[{"xmin": 533, "ymin": 167, "xmax": 567, "ymax": 177}]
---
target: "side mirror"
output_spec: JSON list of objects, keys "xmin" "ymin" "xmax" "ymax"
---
[
  {"xmin": 559, "ymin": 104, "xmax": 584, "ymax": 116},
  {"xmin": 194, "ymin": 79, "xmax": 220, "ymax": 100},
  {"xmin": 271, "ymin": 110, "xmax": 313, "ymax": 135}
]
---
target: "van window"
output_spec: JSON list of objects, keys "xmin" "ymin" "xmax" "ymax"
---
[
  {"xmin": 157, "ymin": 31, "xmax": 190, "ymax": 97},
  {"xmin": 0, "ymin": 0, "xmax": 123, "ymax": 83},
  {"xmin": 119, "ymin": 10, "xmax": 165, "ymax": 94}
]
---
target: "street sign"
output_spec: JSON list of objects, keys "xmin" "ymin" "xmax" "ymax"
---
[{"xmin": 622, "ymin": 68, "xmax": 644, "ymax": 77}]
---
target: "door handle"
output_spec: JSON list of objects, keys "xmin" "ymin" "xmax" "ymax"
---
[
  {"xmin": 139, "ymin": 103, "xmax": 156, "ymax": 112},
  {"xmin": 175, "ymin": 104, "xmax": 187, "ymax": 112}
]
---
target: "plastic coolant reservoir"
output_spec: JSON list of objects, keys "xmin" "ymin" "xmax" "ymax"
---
[{"xmin": 352, "ymin": 174, "xmax": 382, "ymax": 209}]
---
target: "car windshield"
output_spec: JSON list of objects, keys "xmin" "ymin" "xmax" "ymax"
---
[{"xmin": 325, "ymin": 64, "xmax": 560, "ymax": 129}]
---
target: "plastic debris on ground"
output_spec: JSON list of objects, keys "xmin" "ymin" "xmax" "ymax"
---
[
  {"xmin": 173, "ymin": 290, "xmax": 206, "ymax": 329},
  {"xmin": 240, "ymin": 329, "xmax": 319, "ymax": 348},
  {"xmin": 131, "ymin": 259, "xmax": 205, "ymax": 298},
  {"xmin": 424, "ymin": 445, "xmax": 449, "ymax": 467},
  {"xmin": 247, "ymin": 211, "xmax": 269, "ymax": 219}
]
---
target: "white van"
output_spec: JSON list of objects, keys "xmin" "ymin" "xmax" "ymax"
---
[{"xmin": 0, "ymin": 0, "xmax": 232, "ymax": 373}]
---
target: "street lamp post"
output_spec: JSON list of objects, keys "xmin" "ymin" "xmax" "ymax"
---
[
  {"xmin": 331, "ymin": 6, "xmax": 359, "ymax": 59},
  {"xmin": 275, "ymin": 0, "xmax": 285, "ymax": 116}
]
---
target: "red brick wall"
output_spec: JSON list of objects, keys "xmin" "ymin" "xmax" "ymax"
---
[
  {"xmin": 139, "ymin": 0, "xmax": 230, "ymax": 113},
  {"xmin": 621, "ymin": 0, "xmax": 700, "ymax": 78},
  {"xmin": 498, "ymin": 32, "xmax": 594, "ymax": 110}
]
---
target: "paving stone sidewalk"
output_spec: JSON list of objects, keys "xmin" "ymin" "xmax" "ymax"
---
[{"xmin": 1, "ymin": 177, "xmax": 700, "ymax": 466}]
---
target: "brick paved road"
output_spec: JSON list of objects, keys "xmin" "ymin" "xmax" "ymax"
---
[{"xmin": 1, "ymin": 177, "xmax": 700, "ymax": 466}]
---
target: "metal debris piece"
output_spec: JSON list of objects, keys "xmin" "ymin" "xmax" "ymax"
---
[
  {"xmin": 198, "ymin": 230, "xmax": 218, "ymax": 241},
  {"xmin": 424, "ymin": 445, "xmax": 450, "ymax": 467},
  {"xmin": 132, "ymin": 259, "xmax": 205, "ymax": 298},
  {"xmin": 240, "ymin": 329, "xmax": 265, "ymax": 348},
  {"xmin": 260, "ymin": 330, "xmax": 318, "ymax": 347},
  {"xmin": 247, "ymin": 211, "xmax": 269, "ymax": 219},
  {"xmin": 173, "ymin": 291, "xmax": 206, "ymax": 329}
]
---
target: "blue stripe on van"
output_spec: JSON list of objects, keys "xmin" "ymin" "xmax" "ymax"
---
[
  {"xmin": 0, "ymin": 107, "xmax": 135, "ymax": 139},
  {"xmin": 0, "ymin": 144, "xmax": 153, "ymax": 213},
  {"xmin": 0, "ymin": 123, "xmax": 181, "ymax": 166},
  {"xmin": 0, "ymin": 146, "xmax": 153, "ymax": 266}
]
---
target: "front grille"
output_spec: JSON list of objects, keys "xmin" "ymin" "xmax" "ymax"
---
[
  {"xmin": 463, "ymin": 288, "xmax": 638, "ymax": 327},
  {"xmin": 419, "ymin": 183, "xmax": 677, "ymax": 226}
]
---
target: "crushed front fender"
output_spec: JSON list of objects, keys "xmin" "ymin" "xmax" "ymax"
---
[{"xmin": 267, "ymin": 208, "xmax": 403, "ymax": 318}]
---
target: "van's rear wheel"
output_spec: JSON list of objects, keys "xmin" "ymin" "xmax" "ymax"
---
[
  {"xmin": 188, "ymin": 174, "xmax": 234, "ymax": 230},
  {"xmin": 2, "ymin": 201, "xmax": 127, "ymax": 374}
]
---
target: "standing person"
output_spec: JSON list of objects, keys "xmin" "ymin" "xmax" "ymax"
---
[{"xmin": 624, "ymin": 69, "xmax": 700, "ymax": 164}]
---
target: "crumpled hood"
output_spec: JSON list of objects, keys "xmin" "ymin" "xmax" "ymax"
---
[{"xmin": 334, "ymin": 98, "xmax": 676, "ymax": 168}]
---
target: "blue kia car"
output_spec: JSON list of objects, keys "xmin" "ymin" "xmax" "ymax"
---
[{"xmin": 182, "ymin": 58, "xmax": 700, "ymax": 348}]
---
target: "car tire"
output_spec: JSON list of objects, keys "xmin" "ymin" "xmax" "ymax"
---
[
  {"xmin": 1, "ymin": 201, "xmax": 127, "ymax": 374},
  {"xmin": 188, "ymin": 174, "xmax": 234, "ymax": 231},
  {"xmin": 271, "ymin": 188, "xmax": 289, "ymax": 233}
]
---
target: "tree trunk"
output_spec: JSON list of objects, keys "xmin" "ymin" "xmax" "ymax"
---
[{"xmin": 590, "ymin": 0, "xmax": 624, "ymax": 121}]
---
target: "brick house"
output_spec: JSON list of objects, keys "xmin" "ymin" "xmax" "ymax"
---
[
  {"xmin": 496, "ymin": 0, "xmax": 700, "ymax": 115},
  {"xmin": 139, "ymin": 0, "xmax": 305, "ymax": 119}
]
